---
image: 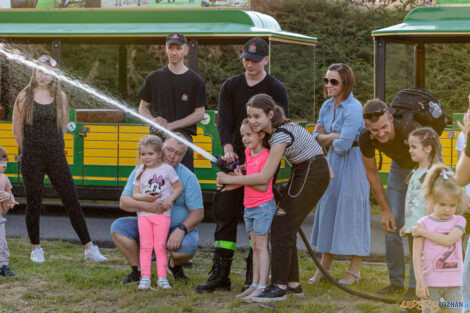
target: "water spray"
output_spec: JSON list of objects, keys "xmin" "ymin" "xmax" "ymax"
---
[{"xmin": 0, "ymin": 44, "xmax": 219, "ymax": 163}]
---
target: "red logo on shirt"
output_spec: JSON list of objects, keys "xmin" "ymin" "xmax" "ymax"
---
[{"xmin": 181, "ymin": 93, "xmax": 188, "ymax": 101}]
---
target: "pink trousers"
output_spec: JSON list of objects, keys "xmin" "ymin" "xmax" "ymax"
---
[{"xmin": 138, "ymin": 214, "xmax": 171, "ymax": 277}]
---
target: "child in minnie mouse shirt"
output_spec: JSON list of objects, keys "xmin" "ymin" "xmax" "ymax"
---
[{"xmin": 133, "ymin": 135, "xmax": 183, "ymax": 290}]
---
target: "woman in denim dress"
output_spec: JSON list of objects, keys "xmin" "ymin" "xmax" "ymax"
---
[{"xmin": 309, "ymin": 63, "xmax": 370, "ymax": 285}]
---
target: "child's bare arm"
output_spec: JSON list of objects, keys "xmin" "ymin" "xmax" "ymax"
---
[
  {"xmin": 412, "ymin": 223, "xmax": 464, "ymax": 247},
  {"xmin": 132, "ymin": 185, "xmax": 160, "ymax": 202},
  {"xmin": 413, "ymin": 237, "xmax": 429, "ymax": 299},
  {"xmin": 167, "ymin": 180, "xmax": 183, "ymax": 204}
]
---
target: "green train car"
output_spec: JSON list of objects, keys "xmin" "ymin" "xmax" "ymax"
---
[{"xmin": 0, "ymin": 109, "xmax": 305, "ymax": 204}]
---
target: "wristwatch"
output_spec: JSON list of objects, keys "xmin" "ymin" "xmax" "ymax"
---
[{"xmin": 177, "ymin": 223, "xmax": 188, "ymax": 234}]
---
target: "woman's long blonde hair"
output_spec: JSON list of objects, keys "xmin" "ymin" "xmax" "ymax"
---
[{"xmin": 13, "ymin": 55, "xmax": 68, "ymax": 132}]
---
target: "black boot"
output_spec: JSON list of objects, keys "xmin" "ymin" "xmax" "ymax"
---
[
  {"xmin": 241, "ymin": 248, "xmax": 253, "ymax": 292},
  {"xmin": 196, "ymin": 248, "xmax": 233, "ymax": 293}
]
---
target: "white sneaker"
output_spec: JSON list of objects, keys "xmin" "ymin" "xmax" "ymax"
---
[
  {"xmin": 30, "ymin": 248, "xmax": 45, "ymax": 264},
  {"xmin": 157, "ymin": 276, "xmax": 172, "ymax": 289},
  {"xmin": 84, "ymin": 245, "xmax": 107, "ymax": 262},
  {"xmin": 138, "ymin": 276, "xmax": 151, "ymax": 290}
]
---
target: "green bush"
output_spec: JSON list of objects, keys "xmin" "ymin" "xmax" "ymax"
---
[{"xmin": 5, "ymin": 0, "xmax": 470, "ymax": 119}]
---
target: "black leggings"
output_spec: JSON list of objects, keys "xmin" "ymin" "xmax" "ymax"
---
[
  {"xmin": 21, "ymin": 145, "xmax": 91, "ymax": 245},
  {"xmin": 271, "ymin": 155, "xmax": 330, "ymax": 285}
]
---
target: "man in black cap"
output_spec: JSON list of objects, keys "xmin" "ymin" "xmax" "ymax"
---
[
  {"xmin": 196, "ymin": 37, "xmax": 289, "ymax": 294},
  {"xmin": 138, "ymin": 32, "xmax": 208, "ymax": 172}
]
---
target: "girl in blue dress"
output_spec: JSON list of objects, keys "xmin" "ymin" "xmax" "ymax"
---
[{"xmin": 309, "ymin": 63, "xmax": 370, "ymax": 285}]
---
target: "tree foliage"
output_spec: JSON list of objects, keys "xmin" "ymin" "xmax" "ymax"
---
[{"xmin": 4, "ymin": 0, "xmax": 470, "ymax": 120}]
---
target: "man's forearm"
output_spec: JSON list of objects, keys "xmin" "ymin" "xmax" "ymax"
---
[
  {"xmin": 180, "ymin": 209, "xmax": 204, "ymax": 232},
  {"xmin": 367, "ymin": 171, "xmax": 391, "ymax": 213},
  {"xmin": 138, "ymin": 102, "xmax": 153, "ymax": 120},
  {"xmin": 168, "ymin": 107, "xmax": 205, "ymax": 131},
  {"xmin": 119, "ymin": 195, "xmax": 143, "ymax": 213}
]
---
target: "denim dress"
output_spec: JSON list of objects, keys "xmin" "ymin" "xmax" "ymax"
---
[{"xmin": 310, "ymin": 93, "xmax": 371, "ymax": 256}]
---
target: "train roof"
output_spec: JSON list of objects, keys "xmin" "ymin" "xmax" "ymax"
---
[
  {"xmin": 0, "ymin": 8, "xmax": 317, "ymax": 46},
  {"xmin": 372, "ymin": 6, "xmax": 470, "ymax": 43}
]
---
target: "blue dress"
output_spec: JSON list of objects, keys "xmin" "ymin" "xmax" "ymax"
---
[{"xmin": 310, "ymin": 93, "xmax": 370, "ymax": 256}]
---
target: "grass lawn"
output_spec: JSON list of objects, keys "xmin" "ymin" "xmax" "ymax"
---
[{"xmin": 0, "ymin": 238, "xmax": 428, "ymax": 313}]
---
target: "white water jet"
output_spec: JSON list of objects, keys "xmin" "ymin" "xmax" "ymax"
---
[{"xmin": 0, "ymin": 43, "xmax": 217, "ymax": 163}]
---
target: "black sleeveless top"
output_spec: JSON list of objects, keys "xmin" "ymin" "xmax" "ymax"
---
[{"xmin": 23, "ymin": 101, "xmax": 64, "ymax": 149}]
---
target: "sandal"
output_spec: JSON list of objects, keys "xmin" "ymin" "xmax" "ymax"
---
[
  {"xmin": 338, "ymin": 270, "xmax": 360, "ymax": 285},
  {"xmin": 307, "ymin": 270, "xmax": 330, "ymax": 285}
]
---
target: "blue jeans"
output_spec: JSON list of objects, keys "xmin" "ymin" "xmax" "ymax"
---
[
  {"xmin": 244, "ymin": 198, "xmax": 277, "ymax": 235},
  {"xmin": 110, "ymin": 216, "xmax": 199, "ymax": 256},
  {"xmin": 385, "ymin": 161, "xmax": 415, "ymax": 288},
  {"xmin": 462, "ymin": 239, "xmax": 470, "ymax": 313}
]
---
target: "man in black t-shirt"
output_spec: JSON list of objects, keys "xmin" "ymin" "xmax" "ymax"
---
[
  {"xmin": 138, "ymin": 32, "xmax": 208, "ymax": 172},
  {"xmin": 196, "ymin": 37, "xmax": 288, "ymax": 294},
  {"xmin": 359, "ymin": 99, "xmax": 420, "ymax": 310}
]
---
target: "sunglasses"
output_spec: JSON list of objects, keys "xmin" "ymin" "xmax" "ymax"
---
[
  {"xmin": 363, "ymin": 108, "xmax": 388, "ymax": 120},
  {"xmin": 0, "ymin": 158, "xmax": 8, "ymax": 163},
  {"xmin": 38, "ymin": 56, "xmax": 57, "ymax": 67},
  {"xmin": 323, "ymin": 77, "xmax": 340, "ymax": 86}
]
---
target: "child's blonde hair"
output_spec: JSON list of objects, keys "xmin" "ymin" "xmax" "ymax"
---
[
  {"xmin": 240, "ymin": 118, "xmax": 269, "ymax": 149},
  {"xmin": 423, "ymin": 163, "xmax": 467, "ymax": 215},
  {"xmin": 136, "ymin": 135, "xmax": 163, "ymax": 181}
]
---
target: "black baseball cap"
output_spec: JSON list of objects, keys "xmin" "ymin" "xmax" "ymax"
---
[
  {"xmin": 166, "ymin": 33, "xmax": 187, "ymax": 46},
  {"xmin": 240, "ymin": 37, "xmax": 269, "ymax": 62}
]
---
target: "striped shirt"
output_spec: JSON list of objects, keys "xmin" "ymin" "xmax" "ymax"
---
[{"xmin": 269, "ymin": 123, "xmax": 323, "ymax": 164}]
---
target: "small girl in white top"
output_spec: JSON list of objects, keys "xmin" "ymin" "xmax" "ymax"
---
[{"xmin": 133, "ymin": 135, "xmax": 183, "ymax": 290}]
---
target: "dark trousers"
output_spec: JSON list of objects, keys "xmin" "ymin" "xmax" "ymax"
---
[
  {"xmin": 21, "ymin": 145, "xmax": 91, "ymax": 245},
  {"xmin": 271, "ymin": 156, "xmax": 330, "ymax": 285},
  {"xmin": 212, "ymin": 187, "xmax": 244, "ymax": 244}
]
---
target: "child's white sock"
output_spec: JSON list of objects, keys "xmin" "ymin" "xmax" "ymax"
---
[
  {"xmin": 258, "ymin": 284, "xmax": 266, "ymax": 290},
  {"xmin": 251, "ymin": 283, "xmax": 258, "ymax": 288}
]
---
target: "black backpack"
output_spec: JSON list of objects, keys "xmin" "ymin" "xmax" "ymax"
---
[
  {"xmin": 389, "ymin": 87, "xmax": 447, "ymax": 136},
  {"xmin": 376, "ymin": 88, "xmax": 447, "ymax": 171}
]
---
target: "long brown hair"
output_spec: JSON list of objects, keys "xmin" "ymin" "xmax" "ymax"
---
[
  {"xmin": 405, "ymin": 127, "xmax": 442, "ymax": 183},
  {"xmin": 13, "ymin": 55, "xmax": 68, "ymax": 132},
  {"xmin": 246, "ymin": 94, "xmax": 289, "ymax": 128}
]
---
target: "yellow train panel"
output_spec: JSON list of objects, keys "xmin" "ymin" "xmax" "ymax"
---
[
  {"xmin": 66, "ymin": 156, "xmax": 73, "ymax": 164},
  {"xmin": 0, "ymin": 124, "xmax": 12, "ymax": 131},
  {"xmin": 119, "ymin": 150, "xmax": 139, "ymax": 158},
  {"xmin": 194, "ymin": 143, "xmax": 212, "ymax": 151},
  {"xmin": 118, "ymin": 126, "xmax": 150, "ymax": 133},
  {"xmin": 119, "ymin": 133, "xmax": 144, "ymax": 141},
  {"xmin": 118, "ymin": 142, "xmax": 139, "ymax": 150},
  {"xmin": 84, "ymin": 157, "xmax": 117, "ymax": 165},
  {"xmin": 193, "ymin": 136, "xmax": 212, "ymax": 143},
  {"xmin": 85, "ymin": 141, "xmax": 117, "ymax": 149},
  {"xmin": 441, "ymin": 149, "xmax": 454, "ymax": 157},
  {"xmin": 84, "ymin": 150, "xmax": 118, "ymax": 158},
  {"xmin": 118, "ymin": 158, "xmax": 139, "ymax": 166},
  {"xmin": 84, "ymin": 133, "xmax": 118, "ymax": 141},
  {"xmin": 0, "ymin": 130, "xmax": 14, "ymax": 138},
  {"xmin": 0, "ymin": 139, "xmax": 18, "ymax": 147},
  {"xmin": 85, "ymin": 125, "xmax": 118, "ymax": 133},
  {"xmin": 196, "ymin": 127, "xmax": 204, "ymax": 135},
  {"xmin": 3, "ymin": 147, "xmax": 18, "ymax": 155},
  {"xmin": 194, "ymin": 159, "xmax": 212, "ymax": 168}
]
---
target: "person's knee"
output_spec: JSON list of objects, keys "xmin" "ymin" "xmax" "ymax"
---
[{"xmin": 171, "ymin": 251, "xmax": 193, "ymax": 262}]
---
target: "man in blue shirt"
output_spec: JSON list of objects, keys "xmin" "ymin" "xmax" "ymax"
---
[{"xmin": 110, "ymin": 136, "xmax": 204, "ymax": 284}]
